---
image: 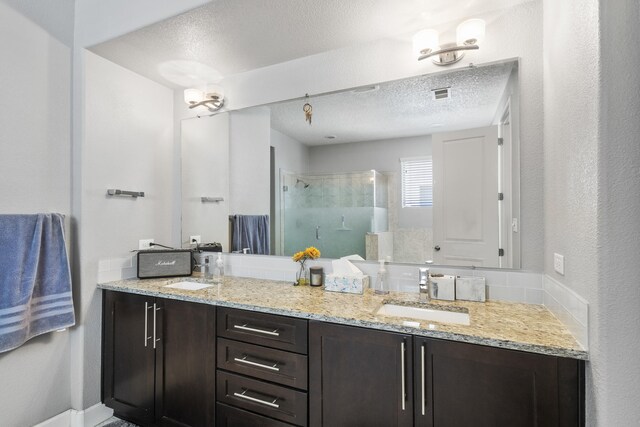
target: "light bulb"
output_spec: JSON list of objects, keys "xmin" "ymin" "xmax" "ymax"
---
[
  {"xmin": 184, "ymin": 88, "xmax": 203, "ymax": 105},
  {"xmin": 204, "ymin": 85, "xmax": 224, "ymax": 101},
  {"xmin": 413, "ymin": 29, "xmax": 439, "ymax": 58},
  {"xmin": 456, "ymin": 18, "xmax": 485, "ymax": 46}
]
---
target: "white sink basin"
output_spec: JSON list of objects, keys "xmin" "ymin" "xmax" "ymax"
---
[
  {"xmin": 376, "ymin": 304, "xmax": 470, "ymax": 325},
  {"xmin": 164, "ymin": 281, "xmax": 213, "ymax": 291}
]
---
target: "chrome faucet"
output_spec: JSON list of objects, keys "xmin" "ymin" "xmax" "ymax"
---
[{"xmin": 418, "ymin": 267, "xmax": 430, "ymax": 301}]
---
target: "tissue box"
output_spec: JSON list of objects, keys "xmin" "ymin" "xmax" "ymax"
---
[
  {"xmin": 456, "ymin": 276, "xmax": 486, "ymax": 302},
  {"xmin": 429, "ymin": 274, "xmax": 456, "ymax": 301},
  {"xmin": 324, "ymin": 275, "xmax": 370, "ymax": 294}
]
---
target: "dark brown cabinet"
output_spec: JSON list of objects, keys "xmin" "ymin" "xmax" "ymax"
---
[
  {"xmin": 413, "ymin": 337, "xmax": 584, "ymax": 427},
  {"xmin": 215, "ymin": 307, "xmax": 309, "ymax": 427},
  {"xmin": 309, "ymin": 321, "xmax": 414, "ymax": 427},
  {"xmin": 102, "ymin": 291, "xmax": 216, "ymax": 427},
  {"xmin": 103, "ymin": 292, "xmax": 585, "ymax": 426}
]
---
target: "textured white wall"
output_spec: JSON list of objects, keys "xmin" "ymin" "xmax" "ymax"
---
[
  {"xmin": 228, "ymin": 108, "xmax": 271, "ymax": 215},
  {"xmin": 74, "ymin": 0, "xmax": 210, "ymax": 47},
  {"xmin": 74, "ymin": 51, "xmax": 175, "ymax": 409},
  {"xmin": 271, "ymin": 129, "xmax": 310, "ymax": 255},
  {"xmin": 594, "ymin": 1, "xmax": 640, "ymax": 425},
  {"xmin": 544, "ymin": 0, "xmax": 640, "ymax": 424},
  {"xmin": 0, "ymin": 2, "xmax": 73, "ymax": 425}
]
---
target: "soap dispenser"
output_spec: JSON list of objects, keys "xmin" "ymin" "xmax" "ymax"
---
[
  {"xmin": 213, "ymin": 252, "xmax": 225, "ymax": 284},
  {"xmin": 374, "ymin": 259, "xmax": 389, "ymax": 294}
]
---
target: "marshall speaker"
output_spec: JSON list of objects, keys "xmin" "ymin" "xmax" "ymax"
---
[{"xmin": 137, "ymin": 249, "xmax": 194, "ymax": 279}]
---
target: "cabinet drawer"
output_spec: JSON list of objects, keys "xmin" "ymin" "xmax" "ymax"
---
[
  {"xmin": 217, "ymin": 371, "xmax": 308, "ymax": 427},
  {"xmin": 217, "ymin": 307, "xmax": 308, "ymax": 354},
  {"xmin": 216, "ymin": 402, "xmax": 295, "ymax": 427},
  {"xmin": 218, "ymin": 338, "xmax": 308, "ymax": 390}
]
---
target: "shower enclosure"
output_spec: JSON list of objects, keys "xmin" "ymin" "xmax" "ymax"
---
[{"xmin": 280, "ymin": 170, "xmax": 388, "ymax": 259}]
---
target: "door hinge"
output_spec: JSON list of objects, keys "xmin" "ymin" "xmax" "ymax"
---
[
  {"xmin": 498, "ymin": 192, "xmax": 504, "ymax": 201},
  {"xmin": 498, "ymin": 137, "xmax": 504, "ymax": 146},
  {"xmin": 498, "ymin": 248, "xmax": 504, "ymax": 257},
  {"xmin": 283, "ymin": 185, "xmax": 288, "ymax": 192}
]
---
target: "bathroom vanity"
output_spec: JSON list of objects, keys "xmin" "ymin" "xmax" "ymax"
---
[{"xmin": 100, "ymin": 277, "xmax": 586, "ymax": 427}]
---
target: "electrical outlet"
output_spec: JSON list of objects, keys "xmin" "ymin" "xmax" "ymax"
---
[
  {"xmin": 190, "ymin": 235, "xmax": 201, "ymax": 244},
  {"xmin": 554, "ymin": 253, "xmax": 565, "ymax": 275},
  {"xmin": 139, "ymin": 239, "xmax": 154, "ymax": 250}
]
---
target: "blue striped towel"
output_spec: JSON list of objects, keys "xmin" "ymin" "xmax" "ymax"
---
[{"xmin": 0, "ymin": 214, "xmax": 75, "ymax": 353}]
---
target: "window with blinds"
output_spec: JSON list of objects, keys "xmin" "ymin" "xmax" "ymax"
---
[{"xmin": 401, "ymin": 156, "xmax": 433, "ymax": 207}]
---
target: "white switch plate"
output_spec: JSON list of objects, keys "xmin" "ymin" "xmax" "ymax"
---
[
  {"xmin": 190, "ymin": 235, "xmax": 201, "ymax": 244},
  {"xmin": 554, "ymin": 253, "xmax": 565, "ymax": 275},
  {"xmin": 139, "ymin": 238, "xmax": 154, "ymax": 250}
]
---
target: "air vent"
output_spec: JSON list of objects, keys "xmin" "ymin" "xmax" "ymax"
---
[{"xmin": 432, "ymin": 87, "xmax": 451, "ymax": 100}]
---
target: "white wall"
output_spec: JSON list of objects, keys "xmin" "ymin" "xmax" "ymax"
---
[
  {"xmin": 228, "ymin": 107, "xmax": 271, "ymax": 215},
  {"xmin": 544, "ymin": 0, "xmax": 640, "ymax": 424},
  {"xmin": 270, "ymin": 129, "xmax": 310, "ymax": 255},
  {"xmin": 0, "ymin": 2, "xmax": 73, "ymax": 425},
  {"xmin": 74, "ymin": 51, "xmax": 175, "ymax": 410}
]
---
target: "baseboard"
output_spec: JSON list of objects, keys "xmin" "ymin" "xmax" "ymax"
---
[
  {"xmin": 33, "ymin": 411, "xmax": 70, "ymax": 427},
  {"xmin": 34, "ymin": 404, "xmax": 113, "ymax": 427}
]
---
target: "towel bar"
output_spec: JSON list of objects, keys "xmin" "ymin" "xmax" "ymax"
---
[
  {"xmin": 107, "ymin": 189, "xmax": 145, "ymax": 198},
  {"xmin": 201, "ymin": 197, "xmax": 224, "ymax": 203}
]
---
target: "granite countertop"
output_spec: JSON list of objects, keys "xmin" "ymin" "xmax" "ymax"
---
[{"xmin": 98, "ymin": 275, "xmax": 588, "ymax": 360}]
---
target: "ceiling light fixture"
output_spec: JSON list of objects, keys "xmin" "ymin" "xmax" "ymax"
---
[
  {"xmin": 413, "ymin": 18, "xmax": 486, "ymax": 66},
  {"xmin": 183, "ymin": 85, "xmax": 225, "ymax": 112}
]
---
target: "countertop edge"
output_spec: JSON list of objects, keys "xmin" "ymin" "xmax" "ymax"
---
[{"xmin": 97, "ymin": 282, "xmax": 589, "ymax": 361}]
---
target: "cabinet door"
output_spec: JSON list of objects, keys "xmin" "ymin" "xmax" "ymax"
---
[
  {"xmin": 102, "ymin": 291, "xmax": 155, "ymax": 426},
  {"xmin": 309, "ymin": 321, "xmax": 413, "ymax": 427},
  {"xmin": 414, "ymin": 337, "xmax": 582, "ymax": 427},
  {"xmin": 155, "ymin": 298, "xmax": 216, "ymax": 427}
]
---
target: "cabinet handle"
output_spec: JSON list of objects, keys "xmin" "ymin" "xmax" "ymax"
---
[
  {"xmin": 421, "ymin": 344, "xmax": 426, "ymax": 416},
  {"xmin": 401, "ymin": 341, "xmax": 406, "ymax": 411},
  {"xmin": 144, "ymin": 302, "xmax": 152, "ymax": 347},
  {"xmin": 233, "ymin": 389, "xmax": 280, "ymax": 408},
  {"xmin": 233, "ymin": 323, "xmax": 280, "ymax": 336},
  {"xmin": 234, "ymin": 355, "xmax": 281, "ymax": 371},
  {"xmin": 153, "ymin": 303, "xmax": 161, "ymax": 349}
]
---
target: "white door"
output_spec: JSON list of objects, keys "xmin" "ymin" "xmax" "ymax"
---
[
  {"xmin": 181, "ymin": 114, "xmax": 230, "ymax": 249},
  {"xmin": 432, "ymin": 126, "xmax": 499, "ymax": 267}
]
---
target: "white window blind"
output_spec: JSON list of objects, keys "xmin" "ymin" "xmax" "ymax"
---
[{"xmin": 401, "ymin": 156, "xmax": 433, "ymax": 207}]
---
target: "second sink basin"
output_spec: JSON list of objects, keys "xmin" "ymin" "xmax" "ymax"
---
[{"xmin": 376, "ymin": 303, "xmax": 470, "ymax": 325}]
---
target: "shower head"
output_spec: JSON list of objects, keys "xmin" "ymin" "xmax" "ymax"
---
[{"xmin": 296, "ymin": 178, "xmax": 310, "ymax": 189}]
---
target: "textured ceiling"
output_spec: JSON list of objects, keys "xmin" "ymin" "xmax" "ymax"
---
[
  {"xmin": 89, "ymin": 0, "xmax": 533, "ymax": 88},
  {"xmin": 269, "ymin": 61, "xmax": 515, "ymax": 145}
]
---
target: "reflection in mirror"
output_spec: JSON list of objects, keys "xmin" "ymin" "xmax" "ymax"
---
[{"xmin": 181, "ymin": 59, "xmax": 520, "ymax": 269}]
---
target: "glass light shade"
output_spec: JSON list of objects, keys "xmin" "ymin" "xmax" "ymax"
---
[
  {"xmin": 205, "ymin": 85, "xmax": 224, "ymax": 101},
  {"xmin": 413, "ymin": 29, "xmax": 439, "ymax": 58},
  {"xmin": 456, "ymin": 18, "xmax": 485, "ymax": 46},
  {"xmin": 184, "ymin": 88, "xmax": 203, "ymax": 105}
]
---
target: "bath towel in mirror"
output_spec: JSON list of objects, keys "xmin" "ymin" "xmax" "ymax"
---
[
  {"xmin": 230, "ymin": 214, "xmax": 270, "ymax": 255},
  {"xmin": 0, "ymin": 213, "xmax": 75, "ymax": 353}
]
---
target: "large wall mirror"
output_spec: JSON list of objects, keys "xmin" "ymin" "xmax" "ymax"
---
[{"xmin": 181, "ymin": 58, "xmax": 520, "ymax": 269}]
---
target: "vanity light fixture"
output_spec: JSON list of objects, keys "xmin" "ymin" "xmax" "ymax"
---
[
  {"xmin": 183, "ymin": 85, "xmax": 225, "ymax": 112},
  {"xmin": 413, "ymin": 18, "xmax": 486, "ymax": 66}
]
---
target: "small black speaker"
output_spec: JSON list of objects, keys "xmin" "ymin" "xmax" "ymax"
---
[{"xmin": 137, "ymin": 249, "xmax": 193, "ymax": 279}]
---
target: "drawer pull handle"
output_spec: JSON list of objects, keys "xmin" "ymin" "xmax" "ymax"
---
[
  {"xmin": 234, "ymin": 355, "xmax": 281, "ymax": 371},
  {"xmin": 233, "ymin": 323, "xmax": 280, "ymax": 336},
  {"xmin": 233, "ymin": 389, "xmax": 280, "ymax": 408}
]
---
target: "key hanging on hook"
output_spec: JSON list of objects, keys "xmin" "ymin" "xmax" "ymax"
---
[{"xmin": 303, "ymin": 94, "xmax": 312, "ymax": 125}]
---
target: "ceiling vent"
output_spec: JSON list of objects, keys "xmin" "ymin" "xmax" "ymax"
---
[{"xmin": 431, "ymin": 87, "xmax": 451, "ymax": 100}]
